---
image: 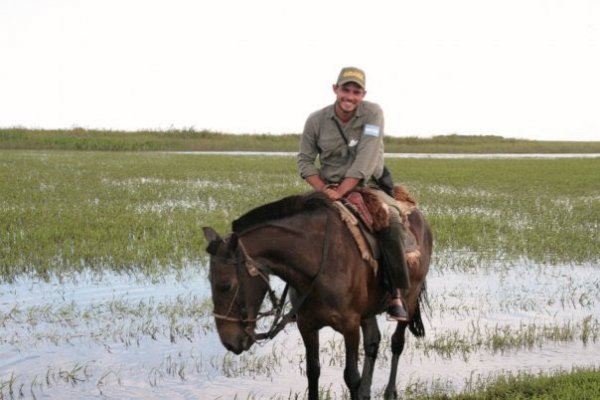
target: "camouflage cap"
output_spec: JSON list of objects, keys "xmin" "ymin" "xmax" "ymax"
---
[{"xmin": 336, "ymin": 67, "xmax": 366, "ymax": 89}]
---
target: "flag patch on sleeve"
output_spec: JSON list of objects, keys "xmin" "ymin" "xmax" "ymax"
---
[{"xmin": 363, "ymin": 124, "xmax": 380, "ymax": 137}]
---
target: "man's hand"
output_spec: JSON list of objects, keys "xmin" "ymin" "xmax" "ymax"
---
[
  {"xmin": 304, "ymin": 176, "xmax": 360, "ymax": 201},
  {"xmin": 323, "ymin": 185, "xmax": 342, "ymax": 201},
  {"xmin": 323, "ymin": 177, "xmax": 361, "ymax": 201}
]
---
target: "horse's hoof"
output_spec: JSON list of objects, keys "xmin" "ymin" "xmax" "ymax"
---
[{"xmin": 383, "ymin": 390, "xmax": 397, "ymax": 400}]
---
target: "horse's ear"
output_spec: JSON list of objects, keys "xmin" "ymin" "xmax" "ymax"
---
[
  {"xmin": 227, "ymin": 233, "xmax": 239, "ymax": 253},
  {"xmin": 203, "ymin": 227, "xmax": 221, "ymax": 242},
  {"xmin": 203, "ymin": 227, "xmax": 222, "ymax": 255}
]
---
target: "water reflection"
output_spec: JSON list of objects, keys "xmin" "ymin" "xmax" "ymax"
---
[{"xmin": 0, "ymin": 260, "xmax": 598, "ymax": 399}]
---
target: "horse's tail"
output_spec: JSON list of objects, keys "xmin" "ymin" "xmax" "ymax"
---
[{"xmin": 408, "ymin": 282, "xmax": 428, "ymax": 338}]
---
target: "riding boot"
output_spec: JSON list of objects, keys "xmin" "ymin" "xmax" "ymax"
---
[{"xmin": 377, "ymin": 221, "xmax": 410, "ymax": 321}]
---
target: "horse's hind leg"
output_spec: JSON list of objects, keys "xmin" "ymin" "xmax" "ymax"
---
[
  {"xmin": 358, "ymin": 316, "xmax": 381, "ymax": 399},
  {"xmin": 384, "ymin": 322, "xmax": 407, "ymax": 400}
]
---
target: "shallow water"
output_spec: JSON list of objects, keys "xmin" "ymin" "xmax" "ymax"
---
[
  {"xmin": 174, "ymin": 151, "xmax": 600, "ymax": 159},
  {"xmin": 1, "ymin": 260, "xmax": 599, "ymax": 399}
]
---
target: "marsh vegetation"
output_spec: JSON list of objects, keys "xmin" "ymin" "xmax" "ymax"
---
[
  {"xmin": 3, "ymin": 127, "xmax": 600, "ymax": 153},
  {"xmin": 1, "ymin": 147, "xmax": 599, "ymax": 399}
]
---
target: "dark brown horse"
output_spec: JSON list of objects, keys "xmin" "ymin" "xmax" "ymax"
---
[{"xmin": 203, "ymin": 190, "xmax": 432, "ymax": 400}]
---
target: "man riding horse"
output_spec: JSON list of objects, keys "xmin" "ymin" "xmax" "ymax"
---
[{"xmin": 297, "ymin": 66, "xmax": 410, "ymax": 321}]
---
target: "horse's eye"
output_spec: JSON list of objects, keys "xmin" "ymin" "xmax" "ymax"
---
[{"xmin": 216, "ymin": 282, "xmax": 233, "ymax": 293}]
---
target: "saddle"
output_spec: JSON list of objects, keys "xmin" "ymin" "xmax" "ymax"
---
[{"xmin": 333, "ymin": 185, "xmax": 421, "ymax": 275}]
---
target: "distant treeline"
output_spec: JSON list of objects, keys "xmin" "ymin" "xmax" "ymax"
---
[{"xmin": 1, "ymin": 127, "xmax": 599, "ymax": 153}]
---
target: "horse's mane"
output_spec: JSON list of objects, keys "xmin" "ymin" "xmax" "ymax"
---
[{"xmin": 232, "ymin": 191, "xmax": 332, "ymax": 234}]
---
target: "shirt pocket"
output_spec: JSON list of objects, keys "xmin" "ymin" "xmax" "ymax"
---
[
  {"xmin": 320, "ymin": 145, "xmax": 348, "ymax": 168},
  {"xmin": 317, "ymin": 134, "xmax": 346, "ymax": 164}
]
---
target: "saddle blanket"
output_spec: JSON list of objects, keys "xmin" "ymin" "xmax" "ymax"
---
[{"xmin": 333, "ymin": 185, "xmax": 421, "ymax": 275}]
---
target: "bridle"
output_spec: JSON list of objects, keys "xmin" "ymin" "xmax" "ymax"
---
[
  {"xmin": 209, "ymin": 232, "xmax": 294, "ymax": 342},
  {"xmin": 209, "ymin": 213, "xmax": 332, "ymax": 341}
]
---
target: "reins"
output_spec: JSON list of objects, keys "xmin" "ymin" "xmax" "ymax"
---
[{"xmin": 211, "ymin": 212, "xmax": 333, "ymax": 342}]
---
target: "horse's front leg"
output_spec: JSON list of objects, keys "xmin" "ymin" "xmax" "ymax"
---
[
  {"xmin": 298, "ymin": 324, "xmax": 320, "ymax": 400},
  {"xmin": 342, "ymin": 323, "xmax": 362, "ymax": 400},
  {"xmin": 384, "ymin": 322, "xmax": 407, "ymax": 400},
  {"xmin": 358, "ymin": 316, "xmax": 381, "ymax": 399}
]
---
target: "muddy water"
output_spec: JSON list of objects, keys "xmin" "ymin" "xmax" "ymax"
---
[{"xmin": 1, "ymin": 260, "xmax": 599, "ymax": 399}]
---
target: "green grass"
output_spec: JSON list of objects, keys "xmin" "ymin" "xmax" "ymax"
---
[
  {"xmin": 387, "ymin": 157, "xmax": 600, "ymax": 265},
  {"xmin": 2, "ymin": 128, "xmax": 600, "ymax": 153},
  {"xmin": 415, "ymin": 317, "xmax": 599, "ymax": 359},
  {"xmin": 1, "ymin": 292, "xmax": 214, "ymax": 349},
  {"xmin": 402, "ymin": 367, "xmax": 600, "ymax": 400},
  {"xmin": 0, "ymin": 151, "xmax": 304, "ymax": 280},
  {"xmin": 1, "ymin": 151, "xmax": 599, "ymax": 281},
  {"xmin": 0, "ymin": 128, "xmax": 302, "ymax": 152}
]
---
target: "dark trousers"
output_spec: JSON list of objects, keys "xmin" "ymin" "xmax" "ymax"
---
[{"xmin": 377, "ymin": 221, "xmax": 410, "ymax": 291}]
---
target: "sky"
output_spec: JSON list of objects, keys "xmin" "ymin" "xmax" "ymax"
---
[{"xmin": 1, "ymin": 0, "xmax": 599, "ymax": 141}]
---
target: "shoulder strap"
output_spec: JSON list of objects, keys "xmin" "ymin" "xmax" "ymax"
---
[
  {"xmin": 332, "ymin": 118, "xmax": 349, "ymax": 145},
  {"xmin": 334, "ymin": 117, "xmax": 395, "ymax": 195}
]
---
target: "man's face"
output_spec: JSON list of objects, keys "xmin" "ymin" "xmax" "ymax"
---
[{"xmin": 333, "ymin": 82, "xmax": 366, "ymax": 115}]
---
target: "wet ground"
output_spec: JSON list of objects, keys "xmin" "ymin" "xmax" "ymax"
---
[{"xmin": 1, "ymin": 257, "xmax": 598, "ymax": 399}]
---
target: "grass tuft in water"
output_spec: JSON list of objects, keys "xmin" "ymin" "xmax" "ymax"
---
[{"xmin": 2, "ymin": 152, "xmax": 599, "ymax": 281}]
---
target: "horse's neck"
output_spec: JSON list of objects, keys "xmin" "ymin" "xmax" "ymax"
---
[{"xmin": 240, "ymin": 221, "xmax": 325, "ymax": 288}]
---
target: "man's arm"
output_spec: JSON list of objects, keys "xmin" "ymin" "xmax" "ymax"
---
[
  {"xmin": 304, "ymin": 174, "xmax": 326, "ymax": 191},
  {"xmin": 297, "ymin": 115, "xmax": 322, "ymax": 179}
]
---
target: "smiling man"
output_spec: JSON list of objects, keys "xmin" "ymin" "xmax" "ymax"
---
[{"xmin": 297, "ymin": 66, "xmax": 410, "ymax": 321}]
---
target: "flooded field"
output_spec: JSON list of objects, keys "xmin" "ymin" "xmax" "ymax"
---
[
  {"xmin": 1, "ymin": 257, "xmax": 598, "ymax": 399},
  {"xmin": 1, "ymin": 151, "xmax": 599, "ymax": 398}
]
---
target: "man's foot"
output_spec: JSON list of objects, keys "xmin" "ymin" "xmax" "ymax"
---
[{"xmin": 387, "ymin": 296, "xmax": 409, "ymax": 322}]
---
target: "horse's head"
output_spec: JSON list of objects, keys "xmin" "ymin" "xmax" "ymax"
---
[{"xmin": 202, "ymin": 227, "xmax": 270, "ymax": 354}]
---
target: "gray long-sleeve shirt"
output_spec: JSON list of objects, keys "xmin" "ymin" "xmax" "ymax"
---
[{"xmin": 297, "ymin": 100, "xmax": 385, "ymax": 184}]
